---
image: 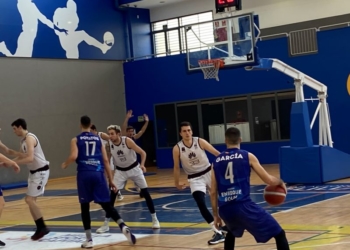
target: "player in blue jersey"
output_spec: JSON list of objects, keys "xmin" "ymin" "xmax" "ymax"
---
[
  {"xmin": 61, "ymin": 116, "xmax": 136, "ymax": 249},
  {"xmin": 210, "ymin": 127, "xmax": 290, "ymax": 250}
]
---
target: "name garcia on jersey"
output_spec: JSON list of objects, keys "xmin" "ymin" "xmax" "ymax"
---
[{"xmin": 215, "ymin": 152, "xmax": 243, "ymax": 162}]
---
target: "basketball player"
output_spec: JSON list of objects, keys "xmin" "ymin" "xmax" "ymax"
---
[
  {"xmin": 96, "ymin": 125, "xmax": 160, "ymax": 234},
  {"xmin": 61, "ymin": 116, "xmax": 136, "ymax": 248},
  {"xmin": 90, "ymin": 125, "xmax": 123, "ymax": 201},
  {"xmin": 0, "ymin": 118, "xmax": 50, "ymax": 240},
  {"xmin": 173, "ymin": 121, "xmax": 225, "ymax": 245},
  {"xmin": 121, "ymin": 110, "xmax": 149, "ymax": 197},
  {"xmin": 0, "ymin": 153, "xmax": 20, "ymax": 246},
  {"xmin": 210, "ymin": 127, "xmax": 290, "ymax": 250}
]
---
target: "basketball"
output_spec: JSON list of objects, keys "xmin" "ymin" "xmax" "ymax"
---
[
  {"xmin": 104, "ymin": 31, "xmax": 115, "ymax": 46},
  {"xmin": 263, "ymin": 185, "xmax": 287, "ymax": 206}
]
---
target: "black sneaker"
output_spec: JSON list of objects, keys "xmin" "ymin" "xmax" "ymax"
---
[
  {"xmin": 208, "ymin": 232, "xmax": 225, "ymax": 245},
  {"xmin": 31, "ymin": 227, "xmax": 50, "ymax": 241},
  {"xmin": 0, "ymin": 240, "xmax": 5, "ymax": 246},
  {"xmin": 220, "ymin": 225, "xmax": 229, "ymax": 234}
]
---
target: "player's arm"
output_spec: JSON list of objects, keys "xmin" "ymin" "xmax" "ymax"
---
[
  {"xmin": 14, "ymin": 136, "xmax": 37, "ymax": 165},
  {"xmin": 0, "ymin": 153, "xmax": 20, "ymax": 173},
  {"xmin": 133, "ymin": 114, "xmax": 149, "ymax": 140},
  {"xmin": 125, "ymin": 138, "xmax": 146, "ymax": 170},
  {"xmin": 173, "ymin": 146, "xmax": 185, "ymax": 190},
  {"xmin": 121, "ymin": 110, "xmax": 133, "ymax": 136},
  {"xmin": 249, "ymin": 153, "xmax": 286, "ymax": 189},
  {"xmin": 0, "ymin": 141, "xmax": 26, "ymax": 158},
  {"xmin": 101, "ymin": 143, "xmax": 117, "ymax": 191},
  {"xmin": 198, "ymin": 138, "xmax": 221, "ymax": 156},
  {"xmin": 62, "ymin": 138, "xmax": 78, "ymax": 168},
  {"xmin": 209, "ymin": 165, "xmax": 219, "ymax": 218}
]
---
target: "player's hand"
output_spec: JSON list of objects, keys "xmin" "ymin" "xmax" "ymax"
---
[
  {"xmin": 109, "ymin": 182, "xmax": 118, "ymax": 193},
  {"xmin": 61, "ymin": 162, "xmax": 68, "ymax": 169},
  {"xmin": 143, "ymin": 114, "xmax": 149, "ymax": 122},
  {"xmin": 126, "ymin": 110, "xmax": 133, "ymax": 118},
  {"xmin": 12, "ymin": 163, "xmax": 20, "ymax": 173},
  {"xmin": 140, "ymin": 165, "xmax": 146, "ymax": 173},
  {"xmin": 176, "ymin": 183, "xmax": 186, "ymax": 190},
  {"xmin": 279, "ymin": 181, "xmax": 288, "ymax": 194},
  {"xmin": 214, "ymin": 215, "xmax": 222, "ymax": 228}
]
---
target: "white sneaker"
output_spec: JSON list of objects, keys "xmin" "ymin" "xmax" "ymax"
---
[
  {"xmin": 152, "ymin": 218, "xmax": 160, "ymax": 229},
  {"xmin": 81, "ymin": 239, "xmax": 93, "ymax": 248},
  {"xmin": 96, "ymin": 222, "xmax": 109, "ymax": 233},
  {"xmin": 117, "ymin": 190, "xmax": 124, "ymax": 201},
  {"xmin": 122, "ymin": 226, "xmax": 136, "ymax": 245}
]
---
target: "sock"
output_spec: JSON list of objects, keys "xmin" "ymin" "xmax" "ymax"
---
[
  {"xmin": 85, "ymin": 229, "xmax": 92, "ymax": 241},
  {"xmin": 117, "ymin": 219, "xmax": 126, "ymax": 230},
  {"xmin": 105, "ymin": 217, "xmax": 111, "ymax": 223},
  {"xmin": 151, "ymin": 213, "xmax": 157, "ymax": 220},
  {"xmin": 210, "ymin": 221, "xmax": 222, "ymax": 234},
  {"xmin": 35, "ymin": 218, "xmax": 45, "ymax": 230}
]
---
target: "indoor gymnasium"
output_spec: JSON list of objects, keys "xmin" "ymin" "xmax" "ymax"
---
[{"xmin": 1, "ymin": 0, "xmax": 350, "ymax": 249}]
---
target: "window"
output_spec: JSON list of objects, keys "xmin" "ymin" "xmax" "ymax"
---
[
  {"xmin": 177, "ymin": 102, "xmax": 200, "ymax": 137},
  {"xmin": 155, "ymin": 104, "xmax": 178, "ymax": 148},
  {"xmin": 224, "ymin": 97, "xmax": 250, "ymax": 142},
  {"xmin": 276, "ymin": 92, "xmax": 295, "ymax": 139},
  {"xmin": 152, "ymin": 11, "xmax": 213, "ymax": 56},
  {"xmin": 251, "ymin": 94, "xmax": 278, "ymax": 141},
  {"xmin": 201, "ymin": 99, "xmax": 224, "ymax": 144}
]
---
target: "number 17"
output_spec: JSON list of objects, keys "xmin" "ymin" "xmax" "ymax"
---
[{"xmin": 85, "ymin": 141, "xmax": 96, "ymax": 156}]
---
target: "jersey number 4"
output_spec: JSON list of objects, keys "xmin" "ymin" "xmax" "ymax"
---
[
  {"xmin": 85, "ymin": 141, "xmax": 96, "ymax": 156},
  {"xmin": 225, "ymin": 162, "xmax": 234, "ymax": 184}
]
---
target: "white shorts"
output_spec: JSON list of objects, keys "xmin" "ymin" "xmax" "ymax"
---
[
  {"xmin": 188, "ymin": 170, "xmax": 211, "ymax": 194},
  {"xmin": 114, "ymin": 166, "xmax": 147, "ymax": 190},
  {"xmin": 27, "ymin": 169, "xmax": 50, "ymax": 197},
  {"xmin": 110, "ymin": 157, "xmax": 114, "ymax": 171}
]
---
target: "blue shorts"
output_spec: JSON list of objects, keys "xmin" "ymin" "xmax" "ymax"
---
[
  {"xmin": 0, "ymin": 185, "xmax": 2, "ymax": 196},
  {"xmin": 219, "ymin": 200, "xmax": 282, "ymax": 243},
  {"xmin": 77, "ymin": 171, "xmax": 110, "ymax": 204}
]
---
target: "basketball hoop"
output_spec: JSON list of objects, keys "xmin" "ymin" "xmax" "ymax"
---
[{"xmin": 198, "ymin": 59, "xmax": 225, "ymax": 81}]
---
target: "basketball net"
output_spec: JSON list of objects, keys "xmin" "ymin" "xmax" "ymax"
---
[{"xmin": 198, "ymin": 59, "xmax": 224, "ymax": 81}]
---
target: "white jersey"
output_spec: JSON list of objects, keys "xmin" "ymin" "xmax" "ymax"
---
[
  {"xmin": 110, "ymin": 136, "xmax": 138, "ymax": 169},
  {"xmin": 21, "ymin": 133, "xmax": 49, "ymax": 171},
  {"xmin": 177, "ymin": 137, "xmax": 210, "ymax": 175}
]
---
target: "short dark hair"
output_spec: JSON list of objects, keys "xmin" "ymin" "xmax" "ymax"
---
[
  {"xmin": 80, "ymin": 116, "xmax": 91, "ymax": 129},
  {"xmin": 11, "ymin": 118, "xmax": 27, "ymax": 130},
  {"xmin": 179, "ymin": 121, "xmax": 191, "ymax": 132},
  {"xmin": 126, "ymin": 126, "xmax": 134, "ymax": 131},
  {"xmin": 90, "ymin": 124, "xmax": 97, "ymax": 130},
  {"xmin": 225, "ymin": 127, "xmax": 241, "ymax": 145}
]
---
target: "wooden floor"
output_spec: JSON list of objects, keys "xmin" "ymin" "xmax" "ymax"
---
[{"xmin": 1, "ymin": 165, "xmax": 350, "ymax": 249}]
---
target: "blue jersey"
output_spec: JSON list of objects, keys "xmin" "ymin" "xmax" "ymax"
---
[
  {"xmin": 213, "ymin": 148, "xmax": 251, "ymax": 207},
  {"xmin": 76, "ymin": 132, "xmax": 104, "ymax": 172}
]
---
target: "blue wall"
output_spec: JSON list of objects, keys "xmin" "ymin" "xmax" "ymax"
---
[
  {"xmin": 0, "ymin": 0, "xmax": 151, "ymax": 60},
  {"xmin": 124, "ymin": 27, "xmax": 350, "ymax": 168}
]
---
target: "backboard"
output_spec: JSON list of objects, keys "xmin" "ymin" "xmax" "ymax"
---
[{"xmin": 185, "ymin": 12, "xmax": 259, "ymax": 72}]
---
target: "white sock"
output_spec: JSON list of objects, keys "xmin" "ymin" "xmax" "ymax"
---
[
  {"xmin": 105, "ymin": 217, "xmax": 111, "ymax": 223},
  {"xmin": 210, "ymin": 222, "xmax": 222, "ymax": 234},
  {"xmin": 151, "ymin": 213, "xmax": 157, "ymax": 220}
]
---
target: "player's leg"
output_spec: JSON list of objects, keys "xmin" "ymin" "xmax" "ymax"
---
[
  {"xmin": 189, "ymin": 173, "xmax": 224, "ymax": 245},
  {"xmin": 94, "ymin": 172, "xmax": 136, "ymax": 245},
  {"xmin": 131, "ymin": 172, "xmax": 160, "ymax": 228},
  {"xmin": 110, "ymin": 158, "xmax": 124, "ymax": 201},
  {"xmin": 0, "ymin": 187, "xmax": 6, "ymax": 246},
  {"xmin": 96, "ymin": 170, "xmax": 127, "ymax": 233},
  {"xmin": 224, "ymin": 230, "xmax": 236, "ymax": 250},
  {"xmin": 25, "ymin": 170, "xmax": 50, "ymax": 240}
]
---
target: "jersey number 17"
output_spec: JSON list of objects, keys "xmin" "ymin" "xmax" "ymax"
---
[
  {"xmin": 85, "ymin": 141, "xmax": 96, "ymax": 156},
  {"xmin": 225, "ymin": 162, "xmax": 234, "ymax": 184}
]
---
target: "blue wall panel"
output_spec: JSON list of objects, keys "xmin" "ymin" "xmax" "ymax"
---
[
  {"xmin": 0, "ymin": 0, "xmax": 128, "ymax": 60},
  {"xmin": 124, "ymin": 27, "xmax": 350, "ymax": 168}
]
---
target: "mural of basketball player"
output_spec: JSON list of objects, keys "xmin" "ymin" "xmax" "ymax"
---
[
  {"xmin": 53, "ymin": 0, "xmax": 114, "ymax": 59},
  {"xmin": 0, "ymin": 0, "xmax": 56, "ymax": 57},
  {"xmin": 15, "ymin": 0, "xmax": 55, "ymax": 57}
]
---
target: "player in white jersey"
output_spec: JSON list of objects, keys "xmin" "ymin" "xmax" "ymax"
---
[
  {"xmin": 90, "ymin": 125, "xmax": 123, "ymax": 201},
  {"xmin": 96, "ymin": 125, "xmax": 160, "ymax": 233},
  {"xmin": 121, "ymin": 110, "xmax": 149, "ymax": 198},
  {"xmin": 173, "ymin": 121, "xmax": 225, "ymax": 245},
  {"xmin": 0, "ymin": 119, "xmax": 50, "ymax": 240}
]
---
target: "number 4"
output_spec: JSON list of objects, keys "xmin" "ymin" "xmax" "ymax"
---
[
  {"xmin": 85, "ymin": 141, "xmax": 96, "ymax": 156},
  {"xmin": 225, "ymin": 162, "xmax": 234, "ymax": 184}
]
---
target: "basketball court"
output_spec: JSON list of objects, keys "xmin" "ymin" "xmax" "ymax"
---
[{"xmin": 0, "ymin": 166, "xmax": 349, "ymax": 250}]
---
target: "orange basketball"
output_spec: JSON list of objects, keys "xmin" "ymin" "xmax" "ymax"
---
[{"xmin": 263, "ymin": 185, "xmax": 287, "ymax": 206}]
